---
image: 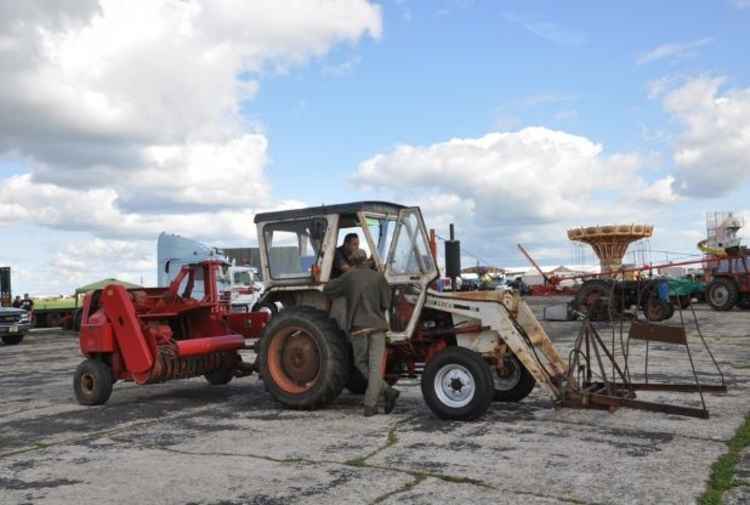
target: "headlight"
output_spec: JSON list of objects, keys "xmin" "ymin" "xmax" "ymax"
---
[{"xmin": 19, "ymin": 313, "xmax": 30, "ymax": 322}]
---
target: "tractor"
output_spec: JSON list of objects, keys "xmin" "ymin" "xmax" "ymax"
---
[
  {"xmin": 252, "ymin": 201, "xmax": 566, "ymax": 420},
  {"xmin": 705, "ymin": 247, "xmax": 750, "ymax": 311}
]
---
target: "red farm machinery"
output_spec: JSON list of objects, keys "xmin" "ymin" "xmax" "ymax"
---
[{"xmin": 74, "ymin": 260, "xmax": 268, "ymax": 405}]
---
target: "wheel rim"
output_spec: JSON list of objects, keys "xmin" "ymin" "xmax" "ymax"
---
[
  {"xmin": 493, "ymin": 357, "xmax": 521, "ymax": 391},
  {"xmin": 267, "ymin": 327, "xmax": 321, "ymax": 394},
  {"xmin": 434, "ymin": 364, "xmax": 475, "ymax": 408},
  {"xmin": 711, "ymin": 285, "xmax": 729, "ymax": 306},
  {"xmin": 81, "ymin": 373, "xmax": 95, "ymax": 395}
]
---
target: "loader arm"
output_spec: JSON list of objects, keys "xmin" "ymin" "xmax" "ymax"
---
[{"xmin": 424, "ymin": 290, "xmax": 568, "ymax": 397}]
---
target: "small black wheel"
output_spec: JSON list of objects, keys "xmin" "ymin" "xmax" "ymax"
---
[
  {"xmin": 492, "ymin": 354, "xmax": 536, "ymax": 402},
  {"xmin": 204, "ymin": 368, "xmax": 234, "ymax": 385},
  {"xmin": 707, "ymin": 278, "xmax": 739, "ymax": 311},
  {"xmin": 73, "ymin": 359, "xmax": 113, "ymax": 406},
  {"xmin": 73, "ymin": 309, "xmax": 83, "ymax": 331},
  {"xmin": 1, "ymin": 333, "xmax": 24, "ymax": 345},
  {"xmin": 421, "ymin": 347, "xmax": 494, "ymax": 421}
]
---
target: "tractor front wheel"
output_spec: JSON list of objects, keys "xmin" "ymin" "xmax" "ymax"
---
[
  {"xmin": 259, "ymin": 306, "xmax": 348, "ymax": 410},
  {"xmin": 492, "ymin": 354, "xmax": 536, "ymax": 402},
  {"xmin": 421, "ymin": 347, "xmax": 494, "ymax": 421},
  {"xmin": 73, "ymin": 359, "xmax": 114, "ymax": 406},
  {"xmin": 707, "ymin": 278, "xmax": 739, "ymax": 311}
]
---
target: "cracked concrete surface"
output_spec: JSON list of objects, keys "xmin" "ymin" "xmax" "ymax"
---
[{"xmin": 1, "ymin": 299, "xmax": 749, "ymax": 504}]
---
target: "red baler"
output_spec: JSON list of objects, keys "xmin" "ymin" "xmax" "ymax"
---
[{"xmin": 74, "ymin": 260, "xmax": 268, "ymax": 405}]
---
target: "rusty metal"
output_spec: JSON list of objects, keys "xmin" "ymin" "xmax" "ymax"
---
[
  {"xmin": 145, "ymin": 349, "xmax": 241, "ymax": 384},
  {"xmin": 559, "ymin": 312, "xmax": 726, "ymax": 419}
]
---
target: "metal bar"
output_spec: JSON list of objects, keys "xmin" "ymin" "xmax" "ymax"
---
[
  {"xmin": 587, "ymin": 393, "xmax": 709, "ymax": 419},
  {"xmin": 690, "ymin": 303, "xmax": 726, "ymax": 387},
  {"xmin": 623, "ymin": 383, "xmax": 727, "ymax": 393},
  {"xmin": 517, "ymin": 244, "xmax": 550, "ymax": 284}
]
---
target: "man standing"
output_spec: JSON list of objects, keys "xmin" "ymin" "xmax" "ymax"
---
[
  {"xmin": 20, "ymin": 293, "xmax": 33, "ymax": 312},
  {"xmin": 324, "ymin": 249, "xmax": 399, "ymax": 416},
  {"xmin": 331, "ymin": 233, "xmax": 359, "ymax": 278}
]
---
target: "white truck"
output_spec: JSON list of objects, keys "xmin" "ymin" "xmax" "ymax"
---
[{"xmin": 156, "ymin": 232, "xmax": 263, "ymax": 312}]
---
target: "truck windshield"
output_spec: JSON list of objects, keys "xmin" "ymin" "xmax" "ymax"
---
[{"xmin": 233, "ymin": 271, "xmax": 253, "ymax": 286}]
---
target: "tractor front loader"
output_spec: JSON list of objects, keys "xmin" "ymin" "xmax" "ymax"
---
[{"xmin": 74, "ymin": 260, "xmax": 268, "ymax": 405}]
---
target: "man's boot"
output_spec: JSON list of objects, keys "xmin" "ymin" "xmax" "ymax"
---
[{"xmin": 384, "ymin": 388, "xmax": 400, "ymax": 414}]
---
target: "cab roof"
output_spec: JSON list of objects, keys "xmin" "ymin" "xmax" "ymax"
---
[{"xmin": 254, "ymin": 201, "xmax": 407, "ymax": 223}]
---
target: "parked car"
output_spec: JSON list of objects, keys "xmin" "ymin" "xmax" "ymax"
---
[{"xmin": 0, "ymin": 307, "xmax": 32, "ymax": 345}]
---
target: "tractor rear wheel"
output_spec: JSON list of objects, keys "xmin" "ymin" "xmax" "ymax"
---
[
  {"xmin": 573, "ymin": 280, "xmax": 616, "ymax": 321},
  {"xmin": 707, "ymin": 278, "xmax": 739, "ymax": 311},
  {"xmin": 421, "ymin": 347, "xmax": 494, "ymax": 421},
  {"xmin": 259, "ymin": 306, "xmax": 348, "ymax": 410},
  {"xmin": 1, "ymin": 333, "xmax": 24, "ymax": 345},
  {"xmin": 492, "ymin": 354, "xmax": 536, "ymax": 402},
  {"xmin": 204, "ymin": 367, "xmax": 234, "ymax": 385},
  {"xmin": 73, "ymin": 359, "xmax": 113, "ymax": 406}
]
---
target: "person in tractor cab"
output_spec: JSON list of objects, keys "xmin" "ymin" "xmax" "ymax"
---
[
  {"xmin": 323, "ymin": 248, "xmax": 399, "ymax": 417},
  {"xmin": 331, "ymin": 233, "xmax": 359, "ymax": 278},
  {"xmin": 12, "ymin": 295, "xmax": 22, "ymax": 308}
]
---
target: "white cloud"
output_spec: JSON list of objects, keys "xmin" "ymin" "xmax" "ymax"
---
[
  {"xmin": 0, "ymin": 1, "xmax": 381, "ymax": 292},
  {"xmin": 351, "ymin": 127, "xmax": 679, "ymax": 268},
  {"xmin": 354, "ymin": 127, "xmax": 654, "ymax": 225},
  {"xmin": 503, "ymin": 13, "xmax": 586, "ymax": 47},
  {"xmin": 732, "ymin": 0, "xmax": 750, "ymax": 9},
  {"xmin": 637, "ymin": 38, "xmax": 712, "ymax": 65},
  {"xmin": 0, "ymin": 0, "xmax": 381, "ymax": 229},
  {"xmin": 664, "ymin": 77, "xmax": 750, "ymax": 197}
]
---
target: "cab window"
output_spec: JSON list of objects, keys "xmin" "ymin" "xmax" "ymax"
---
[{"xmin": 264, "ymin": 218, "xmax": 327, "ymax": 279}]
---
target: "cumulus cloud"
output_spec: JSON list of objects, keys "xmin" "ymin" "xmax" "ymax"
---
[
  {"xmin": 354, "ymin": 127, "xmax": 653, "ymax": 225},
  {"xmin": 637, "ymin": 38, "xmax": 712, "ymax": 65},
  {"xmin": 352, "ymin": 127, "xmax": 678, "ymax": 267},
  {"xmin": 0, "ymin": 0, "xmax": 381, "ymax": 241},
  {"xmin": 664, "ymin": 77, "xmax": 750, "ymax": 197}
]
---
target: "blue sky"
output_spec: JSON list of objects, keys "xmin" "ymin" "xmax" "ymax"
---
[
  {"xmin": 256, "ymin": 1, "xmax": 748, "ymax": 201},
  {"xmin": 1, "ymin": 0, "xmax": 749, "ymax": 295}
]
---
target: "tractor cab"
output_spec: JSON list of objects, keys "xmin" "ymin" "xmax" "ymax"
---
[{"xmin": 254, "ymin": 201, "xmax": 438, "ymax": 339}]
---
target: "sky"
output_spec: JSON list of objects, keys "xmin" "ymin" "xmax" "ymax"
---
[{"xmin": 1, "ymin": 0, "xmax": 750, "ymax": 296}]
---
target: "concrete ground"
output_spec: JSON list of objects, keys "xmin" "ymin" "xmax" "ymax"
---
[{"xmin": 1, "ymin": 298, "xmax": 749, "ymax": 505}]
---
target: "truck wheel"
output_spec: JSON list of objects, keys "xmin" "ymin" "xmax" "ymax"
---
[
  {"xmin": 259, "ymin": 306, "xmax": 348, "ymax": 410},
  {"xmin": 73, "ymin": 359, "xmax": 113, "ymax": 406},
  {"xmin": 492, "ymin": 354, "xmax": 536, "ymax": 402},
  {"xmin": 1, "ymin": 334, "xmax": 24, "ymax": 345},
  {"xmin": 573, "ymin": 280, "xmax": 616, "ymax": 321},
  {"xmin": 707, "ymin": 278, "xmax": 739, "ymax": 311},
  {"xmin": 421, "ymin": 347, "xmax": 494, "ymax": 421},
  {"xmin": 204, "ymin": 368, "xmax": 233, "ymax": 385}
]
